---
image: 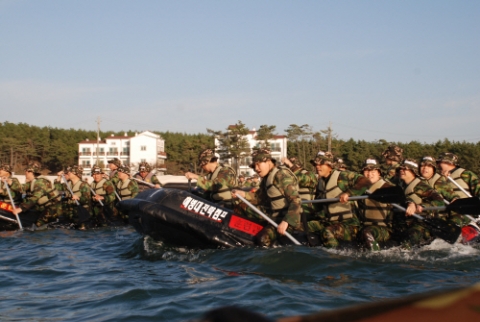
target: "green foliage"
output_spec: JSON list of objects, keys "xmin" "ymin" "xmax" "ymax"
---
[{"xmin": 2, "ymin": 121, "xmax": 480, "ymax": 176}]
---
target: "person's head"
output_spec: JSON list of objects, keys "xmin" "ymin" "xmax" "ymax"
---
[
  {"xmin": 436, "ymin": 152, "xmax": 458, "ymax": 173},
  {"xmin": 249, "ymin": 148, "xmax": 275, "ymax": 178},
  {"xmin": 91, "ymin": 165, "xmax": 104, "ymax": 182},
  {"xmin": 420, "ymin": 156, "xmax": 436, "ymax": 179},
  {"xmin": 138, "ymin": 162, "xmax": 151, "ymax": 175},
  {"xmin": 252, "ymin": 173, "xmax": 260, "ymax": 182},
  {"xmin": 107, "ymin": 158, "xmax": 121, "ymax": 171},
  {"xmin": 382, "ymin": 145, "xmax": 403, "ymax": 165},
  {"xmin": 238, "ymin": 174, "xmax": 245, "ymax": 182},
  {"xmin": 0, "ymin": 164, "xmax": 13, "ymax": 178},
  {"xmin": 287, "ymin": 156, "xmax": 303, "ymax": 170},
  {"xmin": 362, "ymin": 158, "xmax": 382, "ymax": 183},
  {"xmin": 198, "ymin": 149, "xmax": 218, "ymax": 173},
  {"xmin": 117, "ymin": 165, "xmax": 130, "ymax": 180},
  {"xmin": 399, "ymin": 158, "xmax": 419, "ymax": 183},
  {"xmin": 68, "ymin": 165, "xmax": 83, "ymax": 181},
  {"xmin": 310, "ymin": 151, "xmax": 334, "ymax": 178},
  {"xmin": 24, "ymin": 162, "xmax": 42, "ymax": 181},
  {"xmin": 334, "ymin": 158, "xmax": 347, "ymax": 171}
]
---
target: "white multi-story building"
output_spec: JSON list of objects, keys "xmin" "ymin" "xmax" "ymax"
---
[
  {"xmin": 216, "ymin": 127, "xmax": 288, "ymax": 177},
  {"xmin": 78, "ymin": 131, "xmax": 167, "ymax": 175}
]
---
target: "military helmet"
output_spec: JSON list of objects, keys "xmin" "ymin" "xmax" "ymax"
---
[
  {"xmin": 436, "ymin": 152, "xmax": 458, "ymax": 166},
  {"xmin": 138, "ymin": 162, "xmax": 151, "ymax": 172},
  {"xmin": 238, "ymin": 174, "xmax": 245, "ymax": 179},
  {"xmin": 107, "ymin": 158, "xmax": 122, "ymax": 168},
  {"xmin": 198, "ymin": 149, "xmax": 217, "ymax": 167},
  {"xmin": 382, "ymin": 145, "xmax": 404, "ymax": 162},
  {"xmin": 117, "ymin": 165, "xmax": 130, "ymax": 174},
  {"xmin": 399, "ymin": 158, "xmax": 419, "ymax": 175},
  {"xmin": 252, "ymin": 173, "xmax": 260, "ymax": 179},
  {"xmin": 362, "ymin": 158, "xmax": 381, "ymax": 171},
  {"xmin": 310, "ymin": 151, "xmax": 334, "ymax": 167},
  {"xmin": 25, "ymin": 162, "xmax": 42, "ymax": 175},
  {"xmin": 0, "ymin": 164, "xmax": 13, "ymax": 174},
  {"xmin": 249, "ymin": 148, "xmax": 272, "ymax": 168},
  {"xmin": 334, "ymin": 157, "xmax": 347, "ymax": 170},
  {"xmin": 91, "ymin": 165, "xmax": 103, "ymax": 176},
  {"xmin": 69, "ymin": 165, "xmax": 84, "ymax": 178},
  {"xmin": 420, "ymin": 156, "xmax": 436, "ymax": 169}
]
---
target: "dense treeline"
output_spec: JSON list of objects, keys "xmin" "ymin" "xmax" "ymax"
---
[{"xmin": 1, "ymin": 121, "xmax": 480, "ymax": 175}]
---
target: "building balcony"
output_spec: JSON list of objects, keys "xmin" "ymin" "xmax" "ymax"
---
[
  {"xmin": 93, "ymin": 152, "xmax": 106, "ymax": 156},
  {"xmin": 79, "ymin": 152, "xmax": 92, "ymax": 156},
  {"xmin": 107, "ymin": 152, "xmax": 119, "ymax": 156},
  {"xmin": 120, "ymin": 152, "xmax": 130, "ymax": 156}
]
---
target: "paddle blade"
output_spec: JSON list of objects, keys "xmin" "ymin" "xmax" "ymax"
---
[
  {"xmin": 461, "ymin": 224, "xmax": 480, "ymax": 244},
  {"xmin": 422, "ymin": 218, "xmax": 461, "ymax": 244},
  {"xmin": 369, "ymin": 186, "xmax": 405, "ymax": 204},
  {"xmin": 447, "ymin": 197, "xmax": 480, "ymax": 215},
  {"xmin": 75, "ymin": 206, "xmax": 91, "ymax": 223}
]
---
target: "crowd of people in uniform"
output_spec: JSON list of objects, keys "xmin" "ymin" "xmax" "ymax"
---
[
  {"xmin": 2, "ymin": 145, "xmax": 479, "ymax": 250},
  {"xmin": 184, "ymin": 146, "xmax": 480, "ymax": 250},
  {"xmin": 0, "ymin": 158, "xmax": 161, "ymax": 230}
]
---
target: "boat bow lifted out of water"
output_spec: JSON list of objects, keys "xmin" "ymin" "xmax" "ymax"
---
[{"xmin": 116, "ymin": 188, "xmax": 298, "ymax": 248}]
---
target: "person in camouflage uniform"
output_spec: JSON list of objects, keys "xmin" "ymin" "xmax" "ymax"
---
[
  {"xmin": 107, "ymin": 158, "xmax": 122, "ymax": 187},
  {"xmin": 12, "ymin": 163, "xmax": 62, "ymax": 227},
  {"xmin": 116, "ymin": 165, "xmax": 139, "ymax": 222},
  {"xmin": 90, "ymin": 165, "xmax": 116, "ymax": 226},
  {"xmin": 232, "ymin": 148, "xmax": 303, "ymax": 247},
  {"xmin": 185, "ymin": 149, "xmax": 237, "ymax": 209},
  {"xmin": 419, "ymin": 156, "xmax": 469, "ymax": 227},
  {"xmin": 0, "ymin": 164, "xmax": 23, "ymax": 205},
  {"xmin": 307, "ymin": 151, "xmax": 371, "ymax": 248},
  {"xmin": 250, "ymin": 174, "xmax": 260, "ymax": 188},
  {"xmin": 61, "ymin": 165, "xmax": 92, "ymax": 229},
  {"xmin": 357, "ymin": 158, "xmax": 395, "ymax": 251},
  {"xmin": 237, "ymin": 174, "xmax": 246, "ymax": 188},
  {"xmin": 398, "ymin": 158, "xmax": 445, "ymax": 248},
  {"xmin": 281, "ymin": 156, "xmax": 317, "ymax": 221},
  {"xmin": 381, "ymin": 145, "xmax": 404, "ymax": 187},
  {"xmin": 132, "ymin": 162, "xmax": 161, "ymax": 193},
  {"xmin": 436, "ymin": 152, "xmax": 480, "ymax": 198}
]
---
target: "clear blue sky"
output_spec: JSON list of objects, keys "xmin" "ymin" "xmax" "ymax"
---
[{"xmin": 1, "ymin": 0, "xmax": 479, "ymax": 143}]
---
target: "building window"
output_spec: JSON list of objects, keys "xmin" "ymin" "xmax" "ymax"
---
[
  {"xmin": 111, "ymin": 142, "xmax": 116, "ymax": 146},
  {"xmin": 141, "ymin": 146, "xmax": 146, "ymax": 151},
  {"xmin": 82, "ymin": 160, "xmax": 91, "ymax": 166},
  {"xmin": 141, "ymin": 158, "xmax": 146, "ymax": 162}
]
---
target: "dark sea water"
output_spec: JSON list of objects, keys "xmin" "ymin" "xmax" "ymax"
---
[{"xmin": 1, "ymin": 226, "xmax": 479, "ymax": 322}]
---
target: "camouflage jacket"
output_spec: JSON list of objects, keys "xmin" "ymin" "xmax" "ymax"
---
[
  {"xmin": 314, "ymin": 170, "xmax": 371, "ymax": 219},
  {"xmin": 291, "ymin": 166, "xmax": 318, "ymax": 198},
  {"xmin": 317, "ymin": 170, "xmax": 371, "ymax": 200},
  {"xmin": 404, "ymin": 178, "xmax": 444, "ymax": 208},
  {"xmin": 448, "ymin": 167, "xmax": 480, "ymax": 197},
  {"xmin": 109, "ymin": 170, "xmax": 120, "ymax": 188},
  {"xmin": 383, "ymin": 163, "xmax": 403, "ymax": 187},
  {"xmin": 196, "ymin": 164, "xmax": 237, "ymax": 202},
  {"xmin": 0, "ymin": 177, "xmax": 23, "ymax": 203},
  {"xmin": 91, "ymin": 179, "xmax": 116, "ymax": 206},
  {"xmin": 424, "ymin": 174, "xmax": 459, "ymax": 203},
  {"xmin": 20, "ymin": 177, "xmax": 60, "ymax": 211},
  {"xmin": 133, "ymin": 172, "xmax": 161, "ymax": 192},
  {"xmin": 116, "ymin": 179, "xmax": 139, "ymax": 200},
  {"xmin": 246, "ymin": 166, "xmax": 303, "ymax": 229},
  {"xmin": 63, "ymin": 180, "xmax": 92, "ymax": 208}
]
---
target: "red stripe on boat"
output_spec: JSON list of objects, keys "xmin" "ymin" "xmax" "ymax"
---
[{"xmin": 228, "ymin": 215, "xmax": 263, "ymax": 236}]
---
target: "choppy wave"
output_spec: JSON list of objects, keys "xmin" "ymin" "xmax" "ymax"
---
[{"xmin": 1, "ymin": 229, "xmax": 480, "ymax": 321}]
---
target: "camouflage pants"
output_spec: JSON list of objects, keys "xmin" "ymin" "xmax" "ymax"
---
[
  {"xmin": 307, "ymin": 217, "xmax": 360, "ymax": 248},
  {"xmin": 358, "ymin": 225, "xmax": 392, "ymax": 251},
  {"xmin": 402, "ymin": 222, "xmax": 432, "ymax": 249},
  {"xmin": 255, "ymin": 224, "xmax": 298, "ymax": 247},
  {"xmin": 36, "ymin": 203, "xmax": 62, "ymax": 226}
]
